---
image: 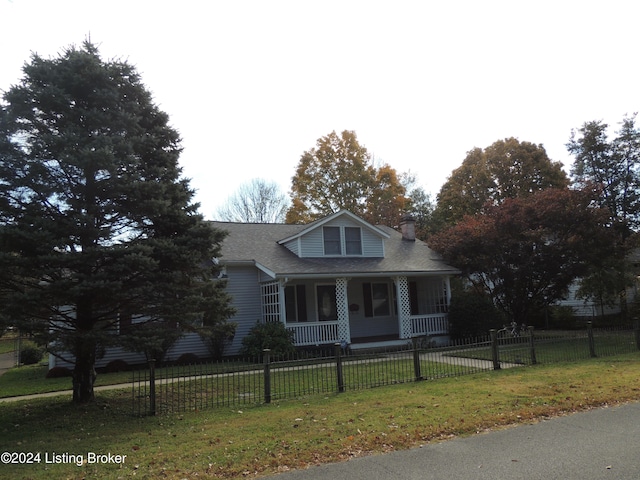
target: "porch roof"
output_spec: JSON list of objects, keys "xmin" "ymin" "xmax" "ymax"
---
[{"xmin": 210, "ymin": 221, "xmax": 460, "ymax": 279}]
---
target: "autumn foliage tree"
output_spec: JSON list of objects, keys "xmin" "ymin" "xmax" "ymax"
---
[
  {"xmin": 286, "ymin": 130, "xmax": 408, "ymax": 226},
  {"xmin": 429, "ymin": 188, "xmax": 612, "ymax": 325},
  {"xmin": 432, "ymin": 138, "xmax": 568, "ymax": 231},
  {"xmin": 366, "ymin": 164, "xmax": 408, "ymax": 227}
]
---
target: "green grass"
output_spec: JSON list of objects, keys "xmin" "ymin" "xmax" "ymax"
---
[
  {"xmin": 0, "ymin": 364, "xmax": 135, "ymax": 398},
  {"xmin": 448, "ymin": 330, "xmax": 639, "ymax": 365},
  {"xmin": 2, "ymin": 330, "xmax": 637, "ymax": 402},
  {"xmin": 1, "ymin": 353, "xmax": 479, "ymax": 402},
  {"xmin": 131, "ymin": 356, "xmax": 487, "ymax": 415},
  {"xmin": 0, "ymin": 361, "xmax": 264, "ymax": 399},
  {"xmin": 1, "ymin": 353, "xmax": 639, "ymax": 479},
  {"xmin": 0, "ymin": 336, "xmax": 16, "ymax": 354}
]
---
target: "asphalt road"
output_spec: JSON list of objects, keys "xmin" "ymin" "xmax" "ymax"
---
[{"xmin": 264, "ymin": 401, "xmax": 640, "ymax": 480}]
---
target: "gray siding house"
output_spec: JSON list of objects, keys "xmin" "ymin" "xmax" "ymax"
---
[
  {"xmin": 214, "ymin": 210, "xmax": 460, "ymax": 354},
  {"xmin": 49, "ymin": 210, "xmax": 459, "ymax": 370}
]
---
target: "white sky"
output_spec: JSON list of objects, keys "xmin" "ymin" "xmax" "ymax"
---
[{"xmin": 1, "ymin": 0, "xmax": 639, "ymax": 220}]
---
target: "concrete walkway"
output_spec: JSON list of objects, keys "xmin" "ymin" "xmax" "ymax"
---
[{"xmin": 0, "ymin": 351, "xmax": 15, "ymax": 376}]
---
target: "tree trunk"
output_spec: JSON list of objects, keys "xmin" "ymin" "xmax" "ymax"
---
[{"xmin": 72, "ymin": 338, "xmax": 96, "ymax": 404}]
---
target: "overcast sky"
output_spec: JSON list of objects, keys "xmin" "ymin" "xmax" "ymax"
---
[{"xmin": 1, "ymin": 0, "xmax": 639, "ymax": 220}]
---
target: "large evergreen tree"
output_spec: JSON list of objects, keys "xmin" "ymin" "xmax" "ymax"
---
[
  {"xmin": 0, "ymin": 42, "xmax": 234, "ymax": 403},
  {"xmin": 568, "ymin": 115, "xmax": 640, "ymax": 233},
  {"xmin": 567, "ymin": 115, "xmax": 640, "ymax": 315}
]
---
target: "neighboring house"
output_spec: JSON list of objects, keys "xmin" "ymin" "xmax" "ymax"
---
[
  {"xmin": 49, "ymin": 210, "xmax": 459, "ymax": 370},
  {"xmin": 556, "ymin": 249, "xmax": 640, "ymax": 318},
  {"xmin": 212, "ymin": 210, "xmax": 459, "ymax": 354},
  {"xmin": 556, "ymin": 283, "xmax": 626, "ymax": 317}
]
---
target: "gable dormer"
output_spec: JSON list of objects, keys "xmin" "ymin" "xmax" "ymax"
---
[{"xmin": 278, "ymin": 210, "xmax": 389, "ymax": 258}]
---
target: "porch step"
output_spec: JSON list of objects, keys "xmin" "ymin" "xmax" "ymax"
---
[{"xmin": 349, "ymin": 339, "xmax": 409, "ymax": 350}]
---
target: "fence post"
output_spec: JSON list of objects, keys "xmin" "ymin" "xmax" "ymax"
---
[
  {"xmin": 490, "ymin": 329, "xmax": 500, "ymax": 370},
  {"xmin": 528, "ymin": 326, "xmax": 537, "ymax": 365},
  {"xmin": 634, "ymin": 320, "xmax": 640, "ymax": 351},
  {"xmin": 335, "ymin": 343, "xmax": 345, "ymax": 393},
  {"xmin": 263, "ymin": 349, "xmax": 271, "ymax": 404},
  {"xmin": 149, "ymin": 359, "xmax": 156, "ymax": 416},
  {"xmin": 587, "ymin": 321, "xmax": 597, "ymax": 358},
  {"xmin": 412, "ymin": 337, "xmax": 423, "ymax": 381}
]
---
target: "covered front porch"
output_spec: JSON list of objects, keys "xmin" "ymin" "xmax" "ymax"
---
[{"xmin": 259, "ymin": 275, "xmax": 452, "ymax": 347}]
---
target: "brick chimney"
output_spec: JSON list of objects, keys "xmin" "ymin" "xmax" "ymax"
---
[{"xmin": 399, "ymin": 214, "xmax": 416, "ymax": 241}]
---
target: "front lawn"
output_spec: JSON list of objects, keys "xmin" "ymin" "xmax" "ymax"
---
[{"xmin": 0, "ymin": 353, "xmax": 639, "ymax": 479}]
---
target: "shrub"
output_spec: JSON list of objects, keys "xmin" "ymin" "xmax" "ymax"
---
[
  {"xmin": 20, "ymin": 344, "xmax": 44, "ymax": 365},
  {"xmin": 175, "ymin": 353, "xmax": 200, "ymax": 365},
  {"xmin": 197, "ymin": 322, "xmax": 237, "ymax": 361},
  {"xmin": 46, "ymin": 366, "xmax": 72, "ymax": 378},
  {"xmin": 103, "ymin": 359, "xmax": 130, "ymax": 373},
  {"xmin": 241, "ymin": 321, "xmax": 295, "ymax": 359},
  {"xmin": 549, "ymin": 305, "xmax": 577, "ymax": 329},
  {"xmin": 120, "ymin": 321, "xmax": 183, "ymax": 365},
  {"xmin": 448, "ymin": 290, "xmax": 504, "ymax": 339}
]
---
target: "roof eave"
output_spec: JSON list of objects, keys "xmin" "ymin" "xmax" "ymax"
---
[{"xmin": 272, "ymin": 270, "xmax": 460, "ymax": 280}]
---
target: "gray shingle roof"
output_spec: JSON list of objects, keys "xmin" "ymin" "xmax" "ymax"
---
[{"xmin": 210, "ymin": 220, "xmax": 459, "ymax": 279}]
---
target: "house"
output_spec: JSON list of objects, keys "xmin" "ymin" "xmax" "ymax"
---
[
  {"xmin": 556, "ymin": 248, "xmax": 640, "ymax": 319},
  {"xmin": 48, "ymin": 210, "xmax": 459, "ymax": 370},
  {"xmin": 213, "ymin": 210, "xmax": 459, "ymax": 353}
]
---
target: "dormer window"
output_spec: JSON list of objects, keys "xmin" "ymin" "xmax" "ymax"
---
[
  {"xmin": 323, "ymin": 227, "xmax": 341, "ymax": 255},
  {"xmin": 323, "ymin": 226, "xmax": 362, "ymax": 256},
  {"xmin": 345, "ymin": 227, "xmax": 362, "ymax": 255}
]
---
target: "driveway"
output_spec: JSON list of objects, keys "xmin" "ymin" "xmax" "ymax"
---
[
  {"xmin": 264, "ymin": 401, "xmax": 640, "ymax": 480},
  {"xmin": 0, "ymin": 351, "xmax": 15, "ymax": 376}
]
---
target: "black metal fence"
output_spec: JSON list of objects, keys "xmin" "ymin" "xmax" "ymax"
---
[{"xmin": 131, "ymin": 322, "xmax": 640, "ymax": 416}]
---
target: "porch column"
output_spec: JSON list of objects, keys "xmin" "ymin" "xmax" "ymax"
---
[
  {"xmin": 394, "ymin": 276, "xmax": 413, "ymax": 339},
  {"xmin": 445, "ymin": 276, "xmax": 452, "ymax": 307},
  {"xmin": 336, "ymin": 277, "xmax": 351, "ymax": 344},
  {"xmin": 278, "ymin": 279, "xmax": 288, "ymax": 324}
]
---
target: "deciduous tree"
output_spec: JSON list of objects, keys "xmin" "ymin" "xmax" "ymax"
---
[
  {"xmin": 0, "ymin": 42, "xmax": 234, "ymax": 403},
  {"xmin": 429, "ymin": 188, "xmax": 612, "ymax": 325},
  {"xmin": 286, "ymin": 130, "xmax": 409, "ymax": 225},
  {"xmin": 432, "ymin": 138, "xmax": 568, "ymax": 231},
  {"xmin": 365, "ymin": 164, "xmax": 407, "ymax": 227},
  {"xmin": 287, "ymin": 130, "xmax": 375, "ymax": 223},
  {"xmin": 400, "ymin": 172, "xmax": 434, "ymax": 240},
  {"xmin": 215, "ymin": 178, "xmax": 288, "ymax": 223}
]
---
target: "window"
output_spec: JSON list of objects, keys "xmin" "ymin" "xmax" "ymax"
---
[
  {"xmin": 285, "ymin": 285, "xmax": 307, "ymax": 322},
  {"xmin": 362, "ymin": 282, "xmax": 391, "ymax": 317},
  {"xmin": 345, "ymin": 227, "xmax": 362, "ymax": 255},
  {"xmin": 323, "ymin": 226, "xmax": 341, "ymax": 255},
  {"xmin": 322, "ymin": 225, "xmax": 362, "ymax": 256},
  {"xmin": 316, "ymin": 285, "xmax": 337, "ymax": 321}
]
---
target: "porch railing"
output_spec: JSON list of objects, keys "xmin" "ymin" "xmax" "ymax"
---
[
  {"xmin": 410, "ymin": 314, "xmax": 449, "ymax": 336},
  {"xmin": 287, "ymin": 321, "xmax": 340, "ymax": 346}
]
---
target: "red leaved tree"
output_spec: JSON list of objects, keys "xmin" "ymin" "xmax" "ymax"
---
[{"xmin": 429, "ymin": 188, "xmax": 612, "ymax": 324}]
